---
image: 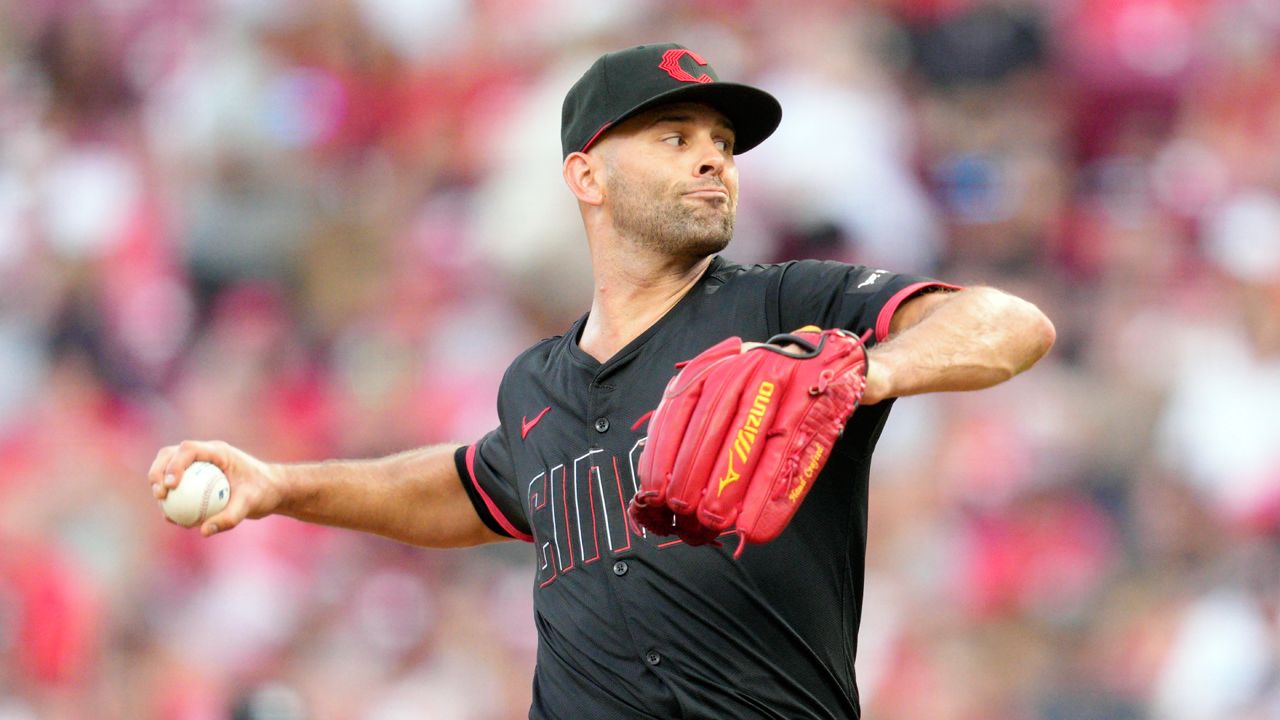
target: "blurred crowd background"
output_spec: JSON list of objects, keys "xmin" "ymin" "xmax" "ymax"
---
[{"xmin": 2, "ymin": 0, "xmax": 1279, "ymax": 718}]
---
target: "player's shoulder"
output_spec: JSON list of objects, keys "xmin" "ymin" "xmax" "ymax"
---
[
  {"xmin": 778, "ymin": 258, "xmax": 870, "ymax": 281},
  {"xmin": 497, "ymin": 311, "xmax": 597, "ymax": 383},
  {"xmin": 706, "ymin": 256, "xmax": 789, "ymax": 280},
  {"xmin": 711, "ymin": 257, "xmax": 867, "ymax": 282},
  {"xmin": 490, "ymin": 332, "xmax": 570, "ymax": 413},
  {"xmin": 702, "ymin": 256, "xmax": 794, "ymax": 289},
  {"xmin": 708, "ymin": 257, "xmax": 875, "ymax": 297},
  {"xmin": 503, "ymin": 329, "xmax": 574, "ymax": 378}
]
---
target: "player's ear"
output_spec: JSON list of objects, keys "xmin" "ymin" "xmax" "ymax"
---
[{"xmin": 563, "ymin": 151, "xmax": 605, "ymax": 206}]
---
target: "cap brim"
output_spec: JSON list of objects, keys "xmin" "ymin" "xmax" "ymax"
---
[{"xmin": 589, "ymin": 82, "xmax": 782, "ymax": 155}]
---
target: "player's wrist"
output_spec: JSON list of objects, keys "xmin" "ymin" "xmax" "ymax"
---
[
  {"xmin": 861, "ymin": 354, "xmax": 894, "ymax": 405},
  {"xmin": 261, "ymin": 461, "xmax": 301, "ymax": 517}
]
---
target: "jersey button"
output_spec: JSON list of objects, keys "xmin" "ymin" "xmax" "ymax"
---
[
  {"xmin": 594, "ymin": 417, "xmax": 610, "ymax": 433},
  {"xmin": 612, "ymin": 560, "xmax": 628, "ymax": 576},
  {"xmin": 645, "ymin": 651, "xmax": 662, "ymax": 666}
]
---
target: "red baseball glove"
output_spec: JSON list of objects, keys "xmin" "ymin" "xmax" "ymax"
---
[{"xmin": 629, "ymin": 327, "xmax": 871, "ymax": 558}]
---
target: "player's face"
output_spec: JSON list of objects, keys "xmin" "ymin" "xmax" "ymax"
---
[{"xmin": 598, "ymin": 103, "xmax": 739, "ymax": 258}]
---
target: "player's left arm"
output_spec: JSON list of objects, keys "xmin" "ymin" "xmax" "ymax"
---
[{"xmin": 861, "ymin": 286, "xmax": 1055, "ymax": 405}]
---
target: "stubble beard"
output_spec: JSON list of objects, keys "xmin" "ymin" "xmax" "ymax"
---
[{"xmin": 607, "ymin": 168, "xmax": 735, "ymax": 259}]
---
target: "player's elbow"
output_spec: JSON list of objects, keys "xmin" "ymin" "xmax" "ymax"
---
[
  {"xmin": 1036, "ymin": 310, "xmax": 1057, "ymax": 354},
  {"xmin": 1013, "ymin": 298, "xmax": 1056, "ymax": 374},
  {"xmin": 971, "ymin": 287, "xmax": 1056, "ymax": 379}
]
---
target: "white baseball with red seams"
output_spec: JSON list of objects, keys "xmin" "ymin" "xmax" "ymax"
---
[{"xmin": 162, "ymin": 461, "xmax": 231, "ymax": 528}]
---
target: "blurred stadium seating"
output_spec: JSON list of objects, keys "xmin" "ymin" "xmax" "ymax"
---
[{"xmin": 1, "ymin": 1, "xmax": 1278, "ymax": 718}]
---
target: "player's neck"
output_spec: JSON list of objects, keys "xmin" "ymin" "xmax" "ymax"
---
[{"xmin": 579, "ymin": 252, "xmax": 713, "ymax": 363}]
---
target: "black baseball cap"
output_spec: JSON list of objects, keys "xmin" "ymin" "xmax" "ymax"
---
[{"xmin": 561, "ymin": 43, "xmax": 782, "ymax": 159}]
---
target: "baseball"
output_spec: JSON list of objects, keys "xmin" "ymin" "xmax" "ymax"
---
[{"xmin": 162, "ymin": 461, "xmax": 231, "ymax": 528}]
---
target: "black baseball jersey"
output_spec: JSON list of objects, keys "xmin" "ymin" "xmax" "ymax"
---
[{"xmin": 454, "ymin": 256, "xmax": 954, "ymax": 720}]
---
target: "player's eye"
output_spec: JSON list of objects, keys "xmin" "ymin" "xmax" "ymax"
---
[
  {"xmin": 663, "ymin": 135, "xmax": 685, "ymax": 147},
  {"xmin": 715, "ymin": 138, "xmax": 731, "ymax": 152}
]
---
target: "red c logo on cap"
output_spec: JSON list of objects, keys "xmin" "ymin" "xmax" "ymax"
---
[{"xmin": 659, "ymin": 49, "xmax": 713, "ymax": 84}]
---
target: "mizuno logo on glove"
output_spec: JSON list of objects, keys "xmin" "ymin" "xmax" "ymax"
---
[{"xmin": 717, "ymin": 380, "xmax": 774, "ymax": 496}]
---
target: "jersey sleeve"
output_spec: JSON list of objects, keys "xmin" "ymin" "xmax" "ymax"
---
[
  {"xmin": 454, "ymin": 429, "xmax": 534, "ymax": 543},
  {"xmin": 774, "ymin": 260, "xmax": 960, "ymax": 344}
]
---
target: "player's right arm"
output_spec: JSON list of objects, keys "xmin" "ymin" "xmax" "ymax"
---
[{"xmin": 148, "ymin": 441, "xmax": 509, "ymax": 547}]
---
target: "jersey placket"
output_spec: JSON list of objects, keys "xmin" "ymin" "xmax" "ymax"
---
[{"xmin": 588, "ymin": 368, "xmax": 682, "ymax": 690}]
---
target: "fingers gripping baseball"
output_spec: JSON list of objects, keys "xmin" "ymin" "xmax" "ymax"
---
[
  {"xmin": 147, "ymin": 440, "xmax": 282, "ymax": 537},
  {"xmin": 629, "ymin": 328, "xmax": 870, "ymax": 556}
]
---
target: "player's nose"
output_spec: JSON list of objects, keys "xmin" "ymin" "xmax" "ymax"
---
[{"xmin": 693, "ymin": 136, "xmax": 727, "ymax": 177}]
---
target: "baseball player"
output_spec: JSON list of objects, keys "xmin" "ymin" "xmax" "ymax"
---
[{"xmin": 149, "ymin": 44, "xmax": 1055, "ymax": 719}]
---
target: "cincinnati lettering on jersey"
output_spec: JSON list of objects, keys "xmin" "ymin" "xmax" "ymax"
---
[
  {"xmin": 528, "ymin": 441, "xmax": 643, "ymax": 588},
  {"xmin": 717, "ymin": 380, "xmax": 774, "ymax": 497},
  {"xmin": 527, "ymin": 439, "xmax": 736, "ymax": 588}
]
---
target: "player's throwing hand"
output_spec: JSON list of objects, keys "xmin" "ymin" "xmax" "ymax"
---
[{"xmin": 148, "ymin": 440, "xmax": 282, "ymax": 536}]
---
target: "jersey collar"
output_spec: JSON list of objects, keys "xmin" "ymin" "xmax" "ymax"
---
[{"xmin": 566, "ymin": 256, "xmax": 728, "ymax": 375}]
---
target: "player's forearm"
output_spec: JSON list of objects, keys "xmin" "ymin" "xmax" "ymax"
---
[
  {"xmin": 273, "ymin": 444, "xmax": 500, "ymax": 548},
  {"xmin": 868, "ymin": 286, "xmax": 1054, "ymax": 400}
]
